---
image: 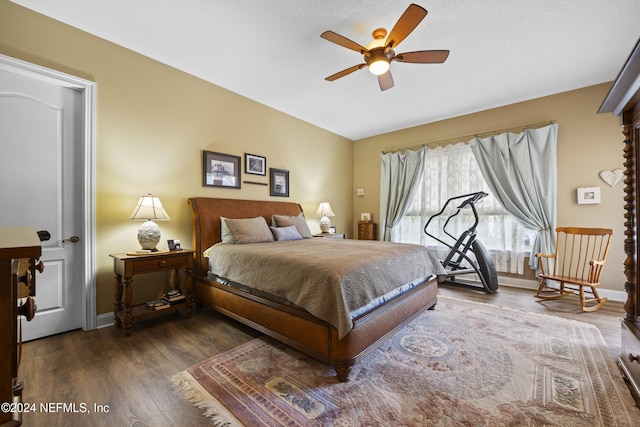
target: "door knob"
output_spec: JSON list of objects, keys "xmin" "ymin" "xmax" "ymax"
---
[{"xmin": 63, "ymin": 236, "xmax": 80, "ymax": 243}]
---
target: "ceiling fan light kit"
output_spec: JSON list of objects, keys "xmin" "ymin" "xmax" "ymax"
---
[{"xmin": 321, "ymin": 3, "xmax": 449, "ymax": 91}]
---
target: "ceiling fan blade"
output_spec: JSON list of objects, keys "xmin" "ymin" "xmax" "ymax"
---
[
  {"xmin": 378, "ymin": 71, "xmax": 394, "ymax": 91},
  {"xmin": 394, "ymin": 50, "xmax": 450, "ymax": 64},
  {"xmin": 385, "ymin": 4, "xmax": 428, "ymax": 49},
  {"xmin": 325, "ymin": 64, "xmax": 367, "ymax": 81},
  {"xmin": 321, "ymin": 31, "xmax": 368, "ymax": 54}
]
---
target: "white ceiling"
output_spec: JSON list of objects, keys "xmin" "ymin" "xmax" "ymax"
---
[{"xmin": 10, "ymin": 0, "xmax": 640, "ymax": 140}]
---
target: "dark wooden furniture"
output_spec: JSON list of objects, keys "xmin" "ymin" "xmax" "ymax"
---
[
  {"xmin": 358, "ymin": 221, "xmax": 377, "ymax": 240},
  {"xmin": 1, "ymin": 227, "xmax": 41, "ymax": 426},
  {"xmin": 110, "ymin": 250, "xmax": 194, "ymax": 337},
  {"xmin": 188, "ymin": 197, "xmax": 439, "ymax": 381},
  {"xmin": 599, "ymin": 38, "xmax": 640, "ymax": 405}
]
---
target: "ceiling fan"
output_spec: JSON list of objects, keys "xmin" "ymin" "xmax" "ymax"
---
[{"xmin": 321, "ymin": 3, "xmax": 449, "ymax": 91}]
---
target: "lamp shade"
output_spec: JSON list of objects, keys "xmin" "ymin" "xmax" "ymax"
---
[
  {"xmin": 315, "ymin": 202, "xmax": 335, "ymax": 217},
  {"xmin": 129, "ymin": 195, "xmax": 170, "ymax": 221},
  {"xmin": 129, "ymin": 195, "xmax": 170, "ymax": 251}
]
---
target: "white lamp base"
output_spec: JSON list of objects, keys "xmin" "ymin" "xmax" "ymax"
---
[
  {"xmin": 319, "ymin": 216, "xmax": 331, "ymax": 233},
  {"xmin": 137, "ymin": 220, "xmax": 161, "ymax": 251}
]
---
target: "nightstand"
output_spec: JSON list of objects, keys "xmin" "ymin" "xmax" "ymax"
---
[
  {"xmin": 110, "ymin": 250, "xmax": 195, "ymax": 336},
  {"xmin": 358, "ymin": 221, "xmax": 377, "ymax": 240},
  {"xmin": 313, "ymin": 233, "xmax": 346, "ymax": 239}
]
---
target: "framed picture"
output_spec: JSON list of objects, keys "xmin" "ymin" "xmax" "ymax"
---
[
  {"xmin": 360, "ymin": 212, "xmax": 372, "ymax": 221},
  {"xmin": 245, "ymin": 153, "xmax": 266, "ymax": 176},
  {"xmin": 270, "ymin": 168, "xmax": 289, "ymax": 197},
  {"xmin": 577, "ymin": 187, "xmax": 601, "ymax": 204},
  {"xmin": 203, "ymin": 150, "xmax": 241, "ymax": 189}
]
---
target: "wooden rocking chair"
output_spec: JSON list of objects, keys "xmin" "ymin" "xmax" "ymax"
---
[{"xmin": 535, "ymin": 227, "xmax": 612, "ymax": 312}]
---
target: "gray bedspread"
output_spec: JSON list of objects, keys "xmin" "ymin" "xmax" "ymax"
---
[{"xmin": 207, "ymin": 238, "xmax": 446, "ymax": 338}]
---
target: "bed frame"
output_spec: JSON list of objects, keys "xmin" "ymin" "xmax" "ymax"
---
[{"xmin": 188, "ymin": 197, "xmax": 439, "ymax": 381}]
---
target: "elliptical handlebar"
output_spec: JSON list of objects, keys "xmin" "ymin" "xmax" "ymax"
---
[
  {"xmin": 423, "ymin": 190, "xmax": 499, "ymax": 293},
  {"xmin": 456, "ymin": 191, "xmax": 488, "ymax": 209},
  {"xmin": 423, "ymin": 191, "xmax": 488, "ymax": 238}
]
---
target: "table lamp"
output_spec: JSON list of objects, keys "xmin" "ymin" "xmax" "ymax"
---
[
  {"xmin": 315, "ymin": 202, "xmax": 335, "ymax": 233},
  {"xmin": 129, "ymin": 194, "xmax": 170, "ymax": 251}
]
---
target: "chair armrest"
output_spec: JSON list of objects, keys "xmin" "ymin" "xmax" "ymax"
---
[
  {"xmin": 535, "ymin": 253, "xmax": 555, "ymax": 259},
  {"xmin": 587, "ymin": 259, "xmax": 606, "ymax": 283},
  {"xmin": 535, "ymin": 253, "xmax": 556, "ymax": 276}
]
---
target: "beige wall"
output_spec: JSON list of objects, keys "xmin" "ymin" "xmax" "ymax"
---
[
  {"xmin": 0, "ymin": 1, "xmax": 353, "ymax": 314},
  {"xmin": 353, "ymin": 83, "xmax": 626, "ymax": 292}
]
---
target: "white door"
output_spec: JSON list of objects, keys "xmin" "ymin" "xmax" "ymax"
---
[{"xmin": 0, "ymin": 68, "xmax": 84, "ymax": 340}]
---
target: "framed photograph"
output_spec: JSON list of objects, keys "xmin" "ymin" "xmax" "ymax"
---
[
  {"xmin": 577, "ymin": 187, "xmax": 601, "ymax": 204},
  {"xmin": 329, "ymin": 226, "xmax": 337, "ymax": 234},
  {"xmin": 245, "ymin": 153, "xmax": 266, "ymax": 176},
  {"xmin": 203, "ymin": 150, "xmax": 241, "ymax": 189},
  {"xmin": 360, "ymin": 212, "xmax": 372, "ymax": 221},
  {"xmin": 270, "ymin": 168, "xmax": 289, "ymax": 197}
]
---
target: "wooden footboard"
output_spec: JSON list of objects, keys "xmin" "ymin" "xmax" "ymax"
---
[
  {"xmin": 196, "ymin": 275, "xmax": 438, "ymax": 381},
  {"xmin": 188, "ymin": 197, "xmax": 439, "ymax": 381}
]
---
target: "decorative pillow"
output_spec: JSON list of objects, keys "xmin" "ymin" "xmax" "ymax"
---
[
  {"xmin": 223, "ymin": 216, "xmax": 274, "ymax": 244},
  {"xmin": 220, "ymin": 217, "xmax": 237, "ymax": 244},
  {"xmin": 270, "ymin": 225, "xmax": 303, "ymax": 241},
  {"xmin": 203, "ymin": 245, "xmax": 214, "ymax": 258},
  {"xmin": 272, "ymin": 213, "xmax": 313, "ymax": 238}
]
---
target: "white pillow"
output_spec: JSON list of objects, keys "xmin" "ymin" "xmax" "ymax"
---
[
  {"xmin": 220, "ymin": 216, "xmax": 237, "ymax": 243},
  {"xmin": 270, "ymin": 225, "xmax": 303, "ymax": 241},
  {"xmin": 223, "ymin": 216, "xmax": 274, "ymax": 244},
  {"xmin": 272, "ymin": 213, "xmax": 313, "ymax": 238}
]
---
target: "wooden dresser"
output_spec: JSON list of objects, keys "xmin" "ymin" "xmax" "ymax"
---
[
  {"xmin": 0, "ymin": 227, "xmax": 42, "ymax": 426},
  {"xmin": 599, "ymin": 38, "xmax": 640, "ymax": 406},
  {"xmin": 357, "ymin": 221, "xmax": 377, "ymax": 240}
]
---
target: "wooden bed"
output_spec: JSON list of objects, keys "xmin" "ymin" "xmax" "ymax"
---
[{"xmin": 188, "ymin": 197, "xmax": 439, "ymax": 381}]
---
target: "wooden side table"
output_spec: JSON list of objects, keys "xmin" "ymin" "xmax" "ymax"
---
[
  {"xmin": 358, "ymin": 221, "xmax": 377, "ymax": 240},
  {"xmin": 110, "ymin": 250, "xmax": 194, "ymax": 337}
]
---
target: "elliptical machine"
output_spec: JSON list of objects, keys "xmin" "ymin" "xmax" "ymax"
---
[{"xmin": 424, "ymin": 191, "xmax": 499, "ymax": 293}]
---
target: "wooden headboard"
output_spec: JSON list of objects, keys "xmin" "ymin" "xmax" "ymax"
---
[{"xmin": 188, "ymin": 197, "xmax": 304, "ymax": 276}]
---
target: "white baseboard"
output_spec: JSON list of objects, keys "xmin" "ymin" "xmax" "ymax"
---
[
  {"xmin": 497, "ymin": 277, "xmax": 627, "ymax": 302},
  {"xmin": 97, "ymin": 312, "xmax": 114, "ymax": 329}
]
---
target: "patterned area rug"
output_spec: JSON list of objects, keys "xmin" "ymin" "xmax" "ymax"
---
[{"xmin": 171, "ymin": 296, "xmax": 640, "ymax": 426}]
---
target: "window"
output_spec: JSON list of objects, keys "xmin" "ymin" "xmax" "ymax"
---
[{"xmin": 392, "ymin": 143, "xmax": 534, "ymax": 274}]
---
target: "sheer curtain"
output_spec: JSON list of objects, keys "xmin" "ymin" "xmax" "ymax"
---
[
  {"xmin": 379, "ymin": 147, "xmax": 426, "ymax": 241},
  {"xmin": 392, "ymin": 143, "xmax": 531, "ymax": 274},
  {"xmin": 469, "ymin": 124, "xmax": 557, "ymax": 270}
]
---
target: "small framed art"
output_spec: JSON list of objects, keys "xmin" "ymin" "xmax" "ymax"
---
[
  {"xmin": 203, "ymin": 150, "xmax": 241, "ymax": 189},
  {"xmin": 245, "ymin": 153, "xmax": 266, "ymax": 176},
  {"xmin": 270, "ymin": 168, "xmax": 289, "ymax": 197},
  {"xmin": 577, "ymin": 187, "xmax": 601, "ymax": 204}
]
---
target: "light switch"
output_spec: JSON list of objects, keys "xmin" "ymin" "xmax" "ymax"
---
[{"xmin": 356, "ymin": 188, "xmax": 365, "ymax": 197}]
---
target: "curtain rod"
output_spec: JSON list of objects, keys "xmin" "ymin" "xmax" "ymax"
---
[{"xmin": 381, "ymin": 120, "xmax": 557, "ymax": 154}]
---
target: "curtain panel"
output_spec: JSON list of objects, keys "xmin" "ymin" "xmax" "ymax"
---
[
  {"xmin": 469, "ymin": 123, "xmax": 558, "ymax": 270},
  {"xmin": 379, "ymin": 147, "xmax": 426, "ymax": 241},
  {"xmin": 392, "ymin": 143, "xmax": 530, "ymax": 274}
]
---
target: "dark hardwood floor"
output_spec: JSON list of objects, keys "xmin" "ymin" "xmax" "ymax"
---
[{"xmin": 17, "ymin": 285, "xmax": 627, "ymax": 426}]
